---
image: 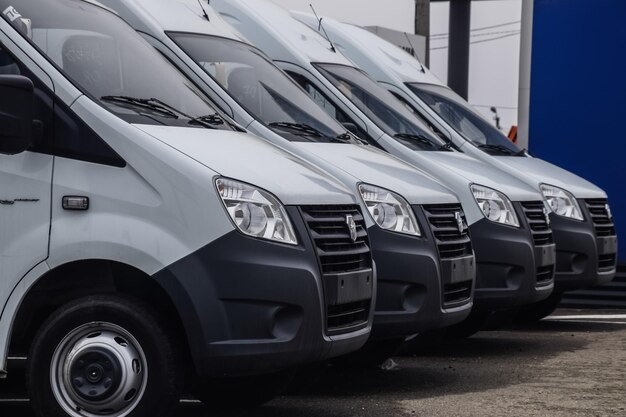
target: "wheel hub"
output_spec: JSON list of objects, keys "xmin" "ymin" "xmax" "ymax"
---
[
  {"xmin": 69, "ymin": 348, "xmax": 121, "ymax": 401},
  {"xmin": 50, "ymin": 322, "xmax": 148, "ymax": 417}
]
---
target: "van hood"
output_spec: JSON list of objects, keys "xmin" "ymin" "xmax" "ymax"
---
[
  {"xmin": 496, "ymin": 156, "xmax": 607, "ymax": 199},
  {"xmin": 293, "ymin": 143, "xmax": 459, "ymax": 205},
  {"xmin": 420, "ymin": 152, "xmax": 543, "ymax": 202},
  {"xmin": 133, "ymin": 125, "xmax": 356, "ymax": 205}
]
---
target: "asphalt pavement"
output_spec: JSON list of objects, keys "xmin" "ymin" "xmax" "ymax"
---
[{"xmin": 2, "ymin": 309, "xmax": 625, "ymax": 416}]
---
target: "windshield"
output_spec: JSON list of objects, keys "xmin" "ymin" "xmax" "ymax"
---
[
  {"xmin": 0, "ymin": 0, "xmax": 233, "ymax": 130},
  {"xmin": 170, "ymin": 33, "xmax": 363, "ymax": 144},
  {"xmin": 406, "ymin": 83, "xmax": 522, "ymax": 156},
  {"xmin": 315, "ymin": 63, "xmax": 450, "ymax": 152}
]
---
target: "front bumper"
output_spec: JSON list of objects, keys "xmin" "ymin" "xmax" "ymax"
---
[
  {"xmin": 550, "ymin": 200, "xmax": 618, "ymax": 292},
  {"xmin": 152, "ymin": 206, "xmax": 374, "ymax": 378},
  {"xmin": 367, "ymin": 206, "xmax": 475, "ymax": 340},
  {"xmin": 469, "ymin": 206, "xmax": 555, "ymax": 310}
]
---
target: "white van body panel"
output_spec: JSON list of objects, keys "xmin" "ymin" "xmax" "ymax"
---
[
  {"xmin": 0, "ymin": 11, "xmax": 360, "ymax": 373},
  {"xmin": 292, "ymin": 143, "xmax": 458, "ymax": 205},
  {"xmin": 97, "ymin": 0, "xmax": 464, "ymax": 214},
  {"xmin": 211, "ymin": 0, "xmax": 546, "ymax": 226},
  {"xmin": 0, "ymin": 261, "xmax": 50, "ymax": 371},
  {"xmin": 133, "ymin": 124, "xmax": 357, "ymax": 206},
  {"xmin": 496, "ymin": 156, "xmax": 606, "ymax": 199},
  {"xmin": 303, "ymin": 16, "xmax": 608, "ymax": 200}
]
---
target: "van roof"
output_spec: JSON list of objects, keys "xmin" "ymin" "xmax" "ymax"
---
[
  {"xmin": 292, "ymin": 12, "xmax": 445, "ymax": 87},
  {"xmin": 101, "ymin": 0, "xmax": 247, "ymax": 42},
  {"xmin": 212, "ymin": 0, "xmax": 353, "ymax": 67}
]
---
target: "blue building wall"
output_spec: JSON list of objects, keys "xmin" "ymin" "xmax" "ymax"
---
[{"xmin": 530, "ymin": 0, "xmax": 626, "ymax": 262}]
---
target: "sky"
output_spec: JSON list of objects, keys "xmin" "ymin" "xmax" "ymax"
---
[{"xmin": 270, "ymin": 0, "xmax": 523, "ymax": 133}]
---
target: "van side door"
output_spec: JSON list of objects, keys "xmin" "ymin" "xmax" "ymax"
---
[{"xmin": 0, "ymin": 42, "xmax": 53, "ymax": 320}]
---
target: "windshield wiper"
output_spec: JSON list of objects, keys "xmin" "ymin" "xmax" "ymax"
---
[
  {"xmin": 440, "ymin": 141, "xmax": 455, "ymax": 151},
  {"xmin": 394, "ymin": 133, "xmax": 449, "ymax": 151},
  {"xmin": 336, "ymin": 132, "xmax": 370, "ymax": 145},
  {"xmin": 514, "ymin": 147, "xmax": 528, "ymax": 156},
  {"xmin": 101, "ymin": 95, "xmax": 218, "ymax": 129},
  {"xmin": 269, "ymin": 122, "xmax": 324, "ymax": 137},
  {"xmin": 474, "ymin": 142, "xmax": 518, "ymax": 155},
  {"xmin": 101, "ymin": 95, "xmax": 179, "ymax": 119},
  {"xmin": 189, "ymin": 113, "xmax": 224, "ymax": 127}
]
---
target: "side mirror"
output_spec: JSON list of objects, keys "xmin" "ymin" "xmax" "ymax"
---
[
  {"xmin": 0, "ymin": 75, "xmax": 34, "ymax": 155},
  {"xmin": 341, "ymin": 122, "xmax": 359, "ymax": 135}
]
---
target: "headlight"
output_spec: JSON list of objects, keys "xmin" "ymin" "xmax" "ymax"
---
[
  {"xmin": 358, "ymin": 184, "xmax": 420, "ymax": 236},
  {"xmin": 471, "ymin": 184, "xmax": 520, "ymax": 227},
  {"xmin": 540, "ymin": 184, "xmax": 583, "ymax": 220},
  {"xmin": 216, "ymin": 178, "xmax": 298, "ymax": 245}
]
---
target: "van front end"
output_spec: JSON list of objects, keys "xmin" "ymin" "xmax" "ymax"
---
[
  {"xmin": 368, "ymin": 204, "xmax": 475, "ymax": 341},
  {"xmin": 154, "ymin": 204, "xmax": 375, "ymax": 377},
  {"xmin": 547, "ymin": 198, "xmax": 617, "ymax": 293},
  {"xmin": 469, "ymin": 200, "xmax": 556, "ymax": 311}
]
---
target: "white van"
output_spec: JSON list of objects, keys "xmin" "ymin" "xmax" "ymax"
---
[
  {"xmin": 0, "ymin": 0, "xmax": 377, "ymax": 414},
  {"xmin": 98, "ymin": 0, "xmax": 477, "ymax": 362},
  {"xmin": 297, "ymin": 17, "xmax": 618, "ymax": 319},
  {"xmin": 212, "ymin": 0, "xmax": 557, "ymax": 335}
]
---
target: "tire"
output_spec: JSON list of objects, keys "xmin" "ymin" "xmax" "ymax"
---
[
  {"xmin": 27, "ymin": 295, "xmax": 182, "ymax": 417},
  {"xmin": 517, "ymin": 292, "xmax": 563, "ymax": 322},
  {"xmin": 192, "ymin": 370, "xmax": 294, "ymax": 410},
  {"xmin": 333, "ymin": 338, "xmax": 405, "ymax": 368}
]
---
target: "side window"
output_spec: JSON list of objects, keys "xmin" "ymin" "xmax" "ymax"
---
[
  {"xmin": 0, "ymin": 44, "xmax": 124, "ymax": 167},
  {"xmin": 389, "ymin": 90, "xmax": 449, "ymax": 141},
  {"xmin": 0, "ymin": 44, "xmax": 53, "ymax": 150},
  {"xmin": 286, "ymin": 70, "xmax": 379, "ymax": 145},
  {"xmin": 0, "ymin": 45, "xmax": 19, "ymax": 74}
]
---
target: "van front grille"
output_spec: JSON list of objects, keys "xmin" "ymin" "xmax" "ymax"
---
[
  {"xmin": 422, "ymin": 204, "xmax": 473, "ymax": 259},
  {"xmin": 301, "ymin": 205, "xmax": 372, "ymax": 333},
  {"xmin": 585, "ymin": 199, "xmax": 616, "ymax": 237},
  {"xmin": 520, "ymin": 201, "xmax": 554, "ymax": 246},
  {"xmin": 521, "ymin": 201, "xmax": 555, "ymax": 287},
  {"xmin": 301, "ymin": 205, "xmax": 372, "ymax": 274}
]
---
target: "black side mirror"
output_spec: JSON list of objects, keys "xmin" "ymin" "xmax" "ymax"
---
[
  {"xmin": 341, "ymin": 122, "xmax": 359, "ymax": 135},
  {"xmin": 0, "ymin": 75, "xmax": 34, "ymax": 155}
]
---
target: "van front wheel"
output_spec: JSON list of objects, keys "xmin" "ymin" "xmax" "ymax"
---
[{"xmin": 27, "ymin": 295, "xmax": 182, "ymax": 417}]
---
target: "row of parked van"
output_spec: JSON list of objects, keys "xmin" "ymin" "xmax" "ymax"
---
[{"xmin": 0, "ymin": 0, "xmax": 618, "ymax": 416}]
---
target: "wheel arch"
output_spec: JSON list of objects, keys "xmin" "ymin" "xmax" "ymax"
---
[{"xmin": 1, "ymin": 259, "xmax": 192, "ymax": 375}]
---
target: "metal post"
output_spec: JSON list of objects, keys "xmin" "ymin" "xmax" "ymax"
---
[
  {"xmin": 517, "ymin": 0, "xmax": 534, "ymax": 149},
  {"xmin": 448, "ymin": 0, "xmax": 471, "ymax": 99},
  {"xmin": 414, "ymin": 0, "xmax": 430, "ymax": 67}
]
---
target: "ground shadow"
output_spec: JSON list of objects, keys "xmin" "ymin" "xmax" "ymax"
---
[{"xmin": 508, "ymin": 319, "xmax": 626, "ymax": 333}]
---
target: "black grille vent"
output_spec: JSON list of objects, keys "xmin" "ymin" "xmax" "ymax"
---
[
  {"xmin": 443, "ymin": 280, "xmax": 473, "ymax": 307},
  {"xmin": 301, "ymin": 205, "xmax": 372, "ymax": 333},
  {"xmin": 327, "ymin": 300, "xmax": 370, "ymax": 331},
  {"xmin": 585, "ymin": 199, "xmax": 616, "ymax": 237},
  {"xmin": 301, "ymin": 205, "xmax": 372, "ymax": 274},
  {"xmin": 536, "ymin": 265, "xmax": 555, "ymax": 287},
  {"xmin": 521, "ymin": 201, "xmax": 554, "ymax": 246},
  {"xmin": 423, "ymin": 204, "xmax": 473, "ymax": 259},
  {"xmin": 598, "ymin": 254, "xmax": 617, "ymax": 271}
]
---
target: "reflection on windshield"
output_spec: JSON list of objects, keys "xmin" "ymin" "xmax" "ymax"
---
[
  {"xmin": 170, "ymin": 33, "xmax": 363, "ymax": 144},
  {"xmin": 0, "ymin": 0, "xmax": 230, "ymax": 129},
  {"xmin": 314, "ymin": 63, "xmax": 449, "ymax": 152},
  {"xmin": 406, "ymin": 83, "xmax": 522, "ymax": 156}
]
